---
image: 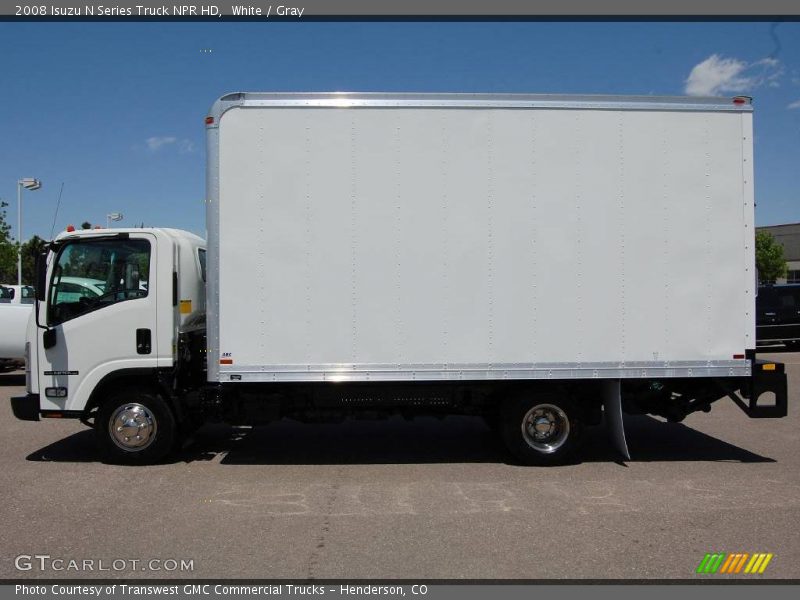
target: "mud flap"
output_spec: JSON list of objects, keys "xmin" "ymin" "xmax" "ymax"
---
[{"xmin": 603, "ymin": 379, "xmax": 630, "ymax": 460}]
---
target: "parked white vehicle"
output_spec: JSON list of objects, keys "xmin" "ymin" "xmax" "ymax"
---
[
  {"xmin": 11, "ymin": 92, "xmax": 788, "ymax": 465},
  {"xmin": 0, "ymin": 284, "xmax": 35, "ymax": 304},
  {"xmin": 0, "ymin": 303, "xmax": 32, "ymax": 362},
  {"xmin": 51, "ymin": 276, "xmax": 106, "ymax": 303}
]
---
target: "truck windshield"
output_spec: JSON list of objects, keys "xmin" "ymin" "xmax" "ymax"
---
[{"xmin": 48, "ymin": 238, "xmax": 151, "ymax": 325}]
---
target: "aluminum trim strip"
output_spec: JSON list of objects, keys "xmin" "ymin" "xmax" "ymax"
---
[
  {"xmin": 216, "ymin": 361, "xmax": 751, "ymax": 382},
  {"xmin": 205, "ymin": 109, "xmax": 222, "ymax": 381},
  {"xmin": 208, "ymin": 93, "xmax": 752, "ymax": 118},
  {"xmin": 229, "ymin": 92, "xmax": 751, "ymax": 112}
]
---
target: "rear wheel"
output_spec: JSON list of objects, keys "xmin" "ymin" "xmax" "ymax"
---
[
  {"xmin": 96, "ymin": 389, "xmax": 176, "ymax": 465},
  {"xmin": 500, "ymin": 392, "xmax": 581, "ymax": 466}
]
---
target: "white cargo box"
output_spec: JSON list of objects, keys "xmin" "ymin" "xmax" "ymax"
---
[{"xmin": 205, "ymin": 93, "xmax": 755, "ymax": 383}]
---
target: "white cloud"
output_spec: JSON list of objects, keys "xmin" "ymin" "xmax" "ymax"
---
[
  {"xmin": 146, "ymin": 136, "xmax": 177, "ymax": 151},
  {"xmin": 145, "ymin": 136, "xmax": 195, "ymax": 153},
  {"xmin": 685, "ymin": 54, "xmax": 783, "ymax": 96},
  {"xmin": 788, "ymin": 99, "xmax": 800, "ymax": 109}
]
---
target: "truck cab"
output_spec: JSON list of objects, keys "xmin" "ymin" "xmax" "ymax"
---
[{"xmin": 14, "ymin": 228, "xmax": 205, "ymax": 462}]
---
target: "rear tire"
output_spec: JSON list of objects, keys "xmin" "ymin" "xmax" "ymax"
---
[
  {"xmin": 96, "ymin": 389, "xmax": 176, "ymax": 465},
  {"xmin": 500, "ymin": 391, "xmax": 581, "ymax": 466}
]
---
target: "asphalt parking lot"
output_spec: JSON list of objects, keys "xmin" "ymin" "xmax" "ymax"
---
[{"xmin": 1, "ymin": 351, "xmax": 798, "ymax": 580}]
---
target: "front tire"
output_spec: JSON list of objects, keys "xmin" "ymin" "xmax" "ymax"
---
[
  {"xmin": 500, "ymin": 391, "xmax": 581, "ymax": 466},
  {"xmin": 96, "ymin": 390, "xmax": 176, "ymax": 465}
]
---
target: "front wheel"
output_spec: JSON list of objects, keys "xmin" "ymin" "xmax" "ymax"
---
[
  {"xmin": 500, "ymin": 392, "xmax": 581, "ymax": 466},
  {"xmin": 96, "ymin": 390, "xmax": 176, "ymax": 465}
]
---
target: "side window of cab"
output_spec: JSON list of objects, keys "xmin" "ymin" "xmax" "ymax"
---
[{"xmin": 49, "ymin": 238, "xmax": 151, "ymax": 325}]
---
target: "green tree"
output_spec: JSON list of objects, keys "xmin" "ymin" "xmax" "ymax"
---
[
  {"xmin": 21, "ymin": 235, "xmax": 47, "ymax": 285},
  {"xmin": 0, "ymin": 201, "xmax": 17, "ymax": 283},
  {"xmin": 755, "ymin": 231, "xmax": 787, "ymax": 284}
]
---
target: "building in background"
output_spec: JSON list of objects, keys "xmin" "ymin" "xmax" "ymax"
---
[{"xmin": 756, "ymin": 223, "xmax": 800, "ymax": 284}]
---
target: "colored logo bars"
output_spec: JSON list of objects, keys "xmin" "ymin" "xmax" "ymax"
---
[{"xmin": 696, "ymin": 552, "xmax": 774, "ymax": 574}]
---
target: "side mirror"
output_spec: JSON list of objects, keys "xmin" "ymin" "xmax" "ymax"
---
[
  {"xmin": 43, "ymin": 328, "xmax": 57, "ymax": 350},
  {"xmin": 35, "ymin": 251, "xmax": 48, "ymax": 301}
]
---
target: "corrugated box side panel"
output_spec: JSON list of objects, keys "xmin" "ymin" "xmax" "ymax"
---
[{"xmin": 215, "ymin": 105, "xmax": 748, "ymax": 379}]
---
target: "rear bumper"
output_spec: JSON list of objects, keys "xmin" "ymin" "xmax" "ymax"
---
[
  {"xmin": 11, "ymin": 394, "xmax": 40, "ymax": 422},
  {"xmin": 737, "ymin": 360, "xmax": 788, "ymax": 418}
]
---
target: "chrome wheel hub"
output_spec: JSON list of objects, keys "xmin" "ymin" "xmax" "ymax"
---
[
  {"xmin": 521, "ymin": 404, "xmax": 570, "ymax": 453},
  {"xmin": 109, "ymin": 403, "xmax": 157, "ymax": 451}
]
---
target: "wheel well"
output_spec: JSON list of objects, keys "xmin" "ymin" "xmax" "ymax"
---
[
  {"xmin": 83, "ymin": 369, "xmax": 174, "ymax": 423},
  {"xmin": 492, "ymin": 381, "xmax": 604, "ymax": 426}
]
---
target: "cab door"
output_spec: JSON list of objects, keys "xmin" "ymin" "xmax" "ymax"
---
[{"xmin": 38, "ymin": 233, "xmax": 158, "ymax": 412}]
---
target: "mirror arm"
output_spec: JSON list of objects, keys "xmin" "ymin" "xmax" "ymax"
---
[{"xmin": 34, "ymin": 248, "xmax": 51, "ymax": 331}]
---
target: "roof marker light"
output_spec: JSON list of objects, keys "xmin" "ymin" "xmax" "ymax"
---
[
  {"xmin": 205, "ymin": 116, "xmax": 214, "ymax": 125},
  {"xmin": 66, "ymin": 225, "xmax": 75, "ymax": 232},
  {"xmin": 732, "ymin": 96, "xmax": 751, "ymax": 105}
]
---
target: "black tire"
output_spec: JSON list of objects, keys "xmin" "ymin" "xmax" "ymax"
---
[
  {"xmin": 500, "ymin": 391, "xmax": 582, "ymax": 466},
  {"xmin": 95, "ymin": 389, "xmax": 176, "ymax": 465}
]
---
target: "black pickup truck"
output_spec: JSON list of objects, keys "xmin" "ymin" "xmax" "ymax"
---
[{"xmin": 757, "ymin": 284, "xmax": 800, "ymax": 348}]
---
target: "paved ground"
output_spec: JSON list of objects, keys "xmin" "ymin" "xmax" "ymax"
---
[{"xmin": 1, "ymin": 352, "xmax": 798, "ymax": 580}]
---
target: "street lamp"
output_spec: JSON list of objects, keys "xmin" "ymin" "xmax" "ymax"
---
[
  {"xmin": 17, "ymin": 178, "xmax": 42, "ymax": 287},
  {"xmin": 107, "ymin": 212, "xmax": 124, "ymax": 228}
]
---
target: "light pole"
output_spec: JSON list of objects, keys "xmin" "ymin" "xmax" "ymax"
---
[
  {"xmin": 17, "ymin": 178, "xmax": 42, "ymax": 287},
  {"xmin": 107, "ymin": 212, "xmax": 123, "ymax": 228}
]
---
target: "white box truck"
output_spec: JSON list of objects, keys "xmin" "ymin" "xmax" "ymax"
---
[{"xmin": 12, "ymin": 92, "xmax": 787, "ymax": 465}]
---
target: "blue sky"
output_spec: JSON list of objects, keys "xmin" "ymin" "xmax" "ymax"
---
[{"xmin": 1, "ymin": 21, "xmax": 799, "ymax": 242}]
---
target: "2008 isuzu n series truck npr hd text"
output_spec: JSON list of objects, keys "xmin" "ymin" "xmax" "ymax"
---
[{"xmin": 11, "ymin": 92, "xmax": 788, "ymax": 465}]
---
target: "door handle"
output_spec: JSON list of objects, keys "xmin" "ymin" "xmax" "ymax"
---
[{"xmin": 136, "ymin": 329, "xmax": 152, "ymax": 355}]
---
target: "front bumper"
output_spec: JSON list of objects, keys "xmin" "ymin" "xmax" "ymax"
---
[{"xmin": 11, "ymin": 393, "xmax": 40, "ymax": 421}]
